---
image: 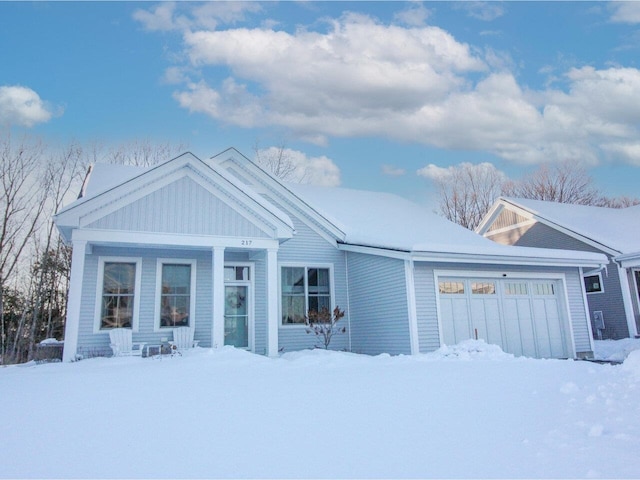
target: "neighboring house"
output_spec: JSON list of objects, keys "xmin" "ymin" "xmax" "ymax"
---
[
  {"xmin": 477, "ymin": 197, "xmax": 640, "ymax": 341},
  {"xmin": 54, "ymin": 150, "xmax": 607, "ymax": 362}
]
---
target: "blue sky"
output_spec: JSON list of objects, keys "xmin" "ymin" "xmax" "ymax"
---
[{"xmin": 1, "ymin": 1, "xmax": 640, "ymax": 207}]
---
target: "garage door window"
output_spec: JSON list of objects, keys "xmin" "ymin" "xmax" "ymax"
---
[
  {"xmin": 471, "ymin": 281, "xmax": 496, "ymax": 294},
  {"xmin": 533, "ymin": 282, "xmax": 555, "ymax": 295},
  {"xmin": 439, "ymin": 281, "xmax": 465, "ymax": 294},
  {"xmin": 504, "ymin": 282, "xmax": 528, "ymax": 295}
]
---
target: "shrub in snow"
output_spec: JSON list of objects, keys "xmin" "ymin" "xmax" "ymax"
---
[{"xmin": 305, "ymin": 306, "xmax": 346, "ymax": 350}]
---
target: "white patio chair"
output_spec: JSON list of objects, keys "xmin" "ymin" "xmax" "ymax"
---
[
  {"xmin": 169, "ymin": 326, "xmax": 199, "ymax": 353},
  {"xmin": 109, "ymin": 328, "xmax": 146, "ymax": 356}
]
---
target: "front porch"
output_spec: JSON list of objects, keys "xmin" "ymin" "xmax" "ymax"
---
[{"xmin": 63, "ymin": 235, "xmax": 282, "ymax": 361}]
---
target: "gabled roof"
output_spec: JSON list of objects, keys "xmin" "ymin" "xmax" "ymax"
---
[
  {"xmin": 54, "ymin": 152, "xmax": 295, "ymax": 242},
  {"xmin": 480, "ymin": 197, "xmax": 640, "ymax": 255}
]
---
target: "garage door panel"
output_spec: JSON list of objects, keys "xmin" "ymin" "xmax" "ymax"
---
[
  {"xmin": 471, "ymin": 297, "xmax": 502, "ymax": 346},
  {"xmin": 440, "ymin": 297, "xmax": 471, "ymax": 345},
  {"xmin": 502, "ymin": 298, "xmax": 524, "ymax": 356},
  {"xmin": 532, "ymin": 297, "xmax": 565, "ymax": 358},
  {"xmin": 451, "ymin": 298, "xmax": 471, "ymax": 343}
]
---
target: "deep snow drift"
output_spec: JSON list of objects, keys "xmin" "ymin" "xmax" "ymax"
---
[{"xmin": 1, "ymin": 340, "xmax": 640, "ymax": 479}]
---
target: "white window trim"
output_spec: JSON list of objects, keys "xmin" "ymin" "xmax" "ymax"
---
[
  {"xmin": 224, "ymin": 262, "xmax": 255, "ymax": 352},
  {"xmin": 584, "ymin": 272, "xmax": 604, "ymax": 294},
  {"xmin": 278, "ymin": 262, "xmax": 335, "ymax": 328},
  {"xmin": 94, "ymin": 256, "xmax": 143, "ymax": 334},
  {"xmin": 154, "ymin": 258, "xmax": 197, "ymax": 332}
]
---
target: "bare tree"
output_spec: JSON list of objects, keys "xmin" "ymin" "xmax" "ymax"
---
[
  {"xmin": 594, "ymin": 195, "xmax": 640, "ymax": 209},
  {"xmin": 104, "ymin": 138, "xmax": 188, "ymax": 167},
  {"xmin": 504, "ymin": 162, "xmax": 600, "ymax": 205},
  {"xmin": 431, "ymin": 163, "xmax": 507, "ymax": 230},
  {"xmin": 253, "ymin": 141, "xmax": 308, "ymax": 182},
  {"xmin": 0, "ymin": 132, "xmax": 50, "ymax": 361}
]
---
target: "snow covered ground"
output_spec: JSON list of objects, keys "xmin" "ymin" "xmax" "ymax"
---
[{"xmin": 2, "ymin": 340, "xmax": 640, "ymax": 479}]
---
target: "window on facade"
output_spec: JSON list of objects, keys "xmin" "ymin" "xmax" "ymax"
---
[
  {"xmin": 100, "ymin": 262, "xmax": 136, "ymax": 329},
  {"xmin": 281, "ymin": 266, "xmax": 330, "ymax": 324},
  {"xmin": 439, "ymin": 281, "xmax": 465, "ymax": 294},
  {"xmin": 584, "ymin": 275, "xmax": 603, "ymax": 294},
  {"xmin": 224, "ymin": 266, "xmax": 250, "ymax": 282},
  {"xmin": 471, "ymin": 281, "xmax": 496, "ymax": 295},
  {"xmin": 160, "ymin": 264, "xmax": 192, "ymax": 327}
]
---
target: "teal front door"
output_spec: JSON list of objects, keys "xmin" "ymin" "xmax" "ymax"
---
[{"xmin": 224, "ymin": 285, "xmax": 249, "ymax": 348}]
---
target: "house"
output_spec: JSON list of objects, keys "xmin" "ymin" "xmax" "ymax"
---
[
  {"xmin": 54, "ymin": 149, "xmax": 607, "ymax": 361},
  {"xmin": 477, "ymin": 197, "xmax": 640, "ymax": 341}
]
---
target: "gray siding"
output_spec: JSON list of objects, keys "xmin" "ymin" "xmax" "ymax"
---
[
  {"xmin": 346, "ymin": 252, "xmax": 411, "ymax": 355},
  {"xmin": 86, "ymin": 176, "xmax": 270, "ymax": 238},
  {"xmin": 584, "ymin": 260, "xmax": 630, "ymax": 339},
  {"xmin": 275, "ymin": 210, "xmax": 350, "ymax": 353},
  {"xmin": 76, "ymin": 246, "xmax": 214, "ymax": 358},
  {"xmin": 414, "ymin": 265, "xmax": 440, "ymax": 353},
  {"xmin": 413, "ymin": 262, "xmax": 593, "ymax": 357}
]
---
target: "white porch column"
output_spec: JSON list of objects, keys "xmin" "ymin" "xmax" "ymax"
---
[
  {"xmin": 267, "ymin": 248, "xmax": 279, "ymax": 357},
  {"xmin": 404, "ymin": 259, "xmax": 419, "ymax": 355},
  {"xmin": 212, "ymin": 247, "xmax": 226, "ymax": 349},
  {"xmin": 617, "ymin": 265, "xmax": 638, "ymax": 337},
  {"xmin": 62, "ymin": 239, "xmax": 87, "ymax": 362}
]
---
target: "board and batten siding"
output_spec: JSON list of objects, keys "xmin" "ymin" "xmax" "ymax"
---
[
  {"xmin": 346, "ymin": 252, "xmax": 411, "ymax": 355},
  {"xmin": 86, "ymin": 176, "xmax": 270, "ymax": 238},
  {"xmin": 76, "ymin": 246, "xmax": 214, "ymax": 357},
  {"xmin": 487, "ymin": 209, "xmax": 530, "ymax": 232},
  {"xmin": 413, "ymin": 262, "xmax": 593, "ymax": 357}
]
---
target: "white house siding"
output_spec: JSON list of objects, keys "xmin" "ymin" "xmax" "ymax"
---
[
  {"xmin": 346, "ymin": 252, "xmax": 411, "ymax": 355},
  {"xmin": 86, "ymin": 176, "xmax": 270, "ymax": 238},
  {"xmin": 489, "ymin": 221, "xmax": 629, "ymax": 339},
  {"xmin": 76, "ymin": 246, "xmax": 213, "ymax": 357},
  {"xmin": 413, "ymin": 262, "xmax": 593, "ymax": 357}
]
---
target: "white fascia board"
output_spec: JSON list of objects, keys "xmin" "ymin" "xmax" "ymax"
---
[
  {"xmin": 411, "ymin": 250, "xmax": 607, "ymax": 268},
  {"xmin": 213, "ymin": 149, "xmax": 346, "ymax": 242},
  {"xmin": 499, "ymin": 198, "xmax": 621, "ymax": 257},
  {"xmin": 337, "ymin": 242, "xmax": 606, "ymax": 268},
  {"xmin": 336, "ymin": 243, "xmax": 412, "ymax": 260},
  {"xmin": 475, "ymin": 200, "xmax": 505, "ymax": 235},
  {"xmin": 72, "ymin": 228, "xmax": 281, "ymax": 250}
]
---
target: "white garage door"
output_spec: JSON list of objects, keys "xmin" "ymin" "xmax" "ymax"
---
[{"xmin": 438, "ymin": 277, "xmax": 568, "ymax": 358}]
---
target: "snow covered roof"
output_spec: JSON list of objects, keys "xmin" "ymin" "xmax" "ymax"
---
[
  {"xmin": 285, "ymin": 183, "xmax": 606, "ymax": 266},
  {"xmin": 500, "ymin": 197, "xmax": 640, "ymax": 254}
]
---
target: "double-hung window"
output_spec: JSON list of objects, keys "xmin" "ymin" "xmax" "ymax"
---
[
  {"xmin": 96, "ymin": 257, "xmax": 142, "ymax": 331},
  {"xmin": 281, "ymin": 266, "xmax": 331, "ymax": 325},
  {"xmin": 156, "ymin": 259, "xmax": 196, "ymax": 329}
]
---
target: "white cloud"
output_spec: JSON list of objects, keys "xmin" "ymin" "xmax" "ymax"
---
[
  {"xmin": 256, "ymin": 147, "xmax": 341, "ymax": 187},
  {"xmin": 417, "ymin": 161, "xmax": 508, "ymax": 182},
  {"xmin": 454, "ymin": 2, "xmax": 505, "ymax": 21},
  {"xmin": 393, "ymin": 3, "xmax": 432, "ymax": 27},
  {"xmin": 133, "ymin": 1, "xmax": 263, "ymax": 32},
  {"xmin": 382, "ymin": 165, "xmax": 406, "ymax": 176},
  {"xmin": 0, "ymin": 85, "xmax": 55, "ymax": 127},
  {"xmin": 609, "ymin": 1, "xmax": 640, "ymax": 24},
  {"xmin": 146, "ymin": 10, "xmax": 640, "ymax": 168}
]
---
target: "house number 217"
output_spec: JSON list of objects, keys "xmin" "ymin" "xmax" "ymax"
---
[{"xmin": 241, "ymin": 240, "xmax": 253, "ymax": 246}]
